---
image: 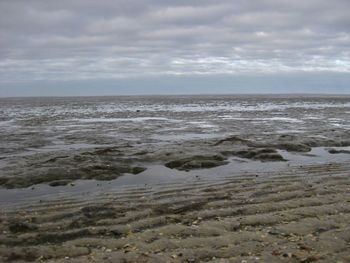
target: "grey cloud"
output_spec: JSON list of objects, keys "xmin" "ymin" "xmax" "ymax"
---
[{"xmin": 0, "ymin": 0, "xmax": 349, "ymax": 84}]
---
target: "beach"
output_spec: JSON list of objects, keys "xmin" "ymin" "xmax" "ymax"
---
[
  {"xmin": 1, "ymin": 161, "xmax": 349, "ymax": 262},
  {"xmin": 0, "ymin": 95, "xmax": 349, "ymax": 262}
]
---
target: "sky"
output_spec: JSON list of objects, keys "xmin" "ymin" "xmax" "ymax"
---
[{"xmin": 0, "ymin": 0, "xmax": 349, "ymax": 96}]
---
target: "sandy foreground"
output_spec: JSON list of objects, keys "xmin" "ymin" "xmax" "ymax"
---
[{"xmin": 0, "ymin": 161, "xmax": 349, "ymax": 263}]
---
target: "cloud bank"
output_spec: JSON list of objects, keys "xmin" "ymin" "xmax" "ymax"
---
[{"xmin": 0, "ymin": 0, "xmax": 349, "ymax": 94}]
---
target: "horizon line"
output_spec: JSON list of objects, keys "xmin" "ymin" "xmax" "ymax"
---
[{"xmin": 1, "ymin": 92, "xmax": 350, "ymax": 99}]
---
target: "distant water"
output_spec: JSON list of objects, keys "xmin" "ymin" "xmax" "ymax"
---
[
  {"xmin": 1, "ymin": 95, "xmax": 350, "ymax": 205},
  {"xmin": 0, "ymin": 95, "xmax": 350, "ymax": 158}
]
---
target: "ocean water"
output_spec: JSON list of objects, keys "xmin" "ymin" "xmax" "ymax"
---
[{"xmin": 0, "ymin": 95, "xmax": 350, "ymax": 158}]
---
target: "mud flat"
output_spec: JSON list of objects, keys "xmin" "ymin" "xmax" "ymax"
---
[
  {"xmin": 0, "ymin": 160, "xmax": 350, "ymax": 263},
  {"xmin": 1, "ymin": 130, "xmax": 350, "ymax": 189},
  {"xmin": 1, "ymin": 96, "xmax": 350, "ymax": 262}
]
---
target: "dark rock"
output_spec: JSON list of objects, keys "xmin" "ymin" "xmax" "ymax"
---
[
  {"xmin": 130, "ymin": 166, "xmax": 146, "ymax": 174},
  {"xmin": 255, "ymin": 153, "xmax": 286, "ymax": 161},
  {"xmin": 0, "ymin": 163, "xmax": 148, "ymax": 189},
  {"xmin": 256, "ymin": 148, "xmax": 277, "ymax": 154},
  {"xmin": 93, "ymin": 173, "xmax": 120, "ymax": 180},
  {"xmin": 328, "ymin": 148, "xmax": 350, "ymax": 154},
  {"xmin": 165, "ymin": 155, "xmax": 228, "ymax": 171},
  {"xmin": 234, "ymin": 149, "xmax": 257, "ymax": 159}
]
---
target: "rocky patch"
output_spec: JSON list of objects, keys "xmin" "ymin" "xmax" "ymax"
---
[
  {"xmin": 165, "ymin": 155, "xmax": 228, "ymax": 171},
  {"xmin": 0, "ymin": 164, "xmax": 146, "ymax": 189},
  {"xmin": 328, "ymin": 148, "xmax": 350, "ymax": 154}
]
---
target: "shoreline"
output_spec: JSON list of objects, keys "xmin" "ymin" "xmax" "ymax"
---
[{"xmin": 2, "ymin": 93, "xmax": 350, "ymax": 100}]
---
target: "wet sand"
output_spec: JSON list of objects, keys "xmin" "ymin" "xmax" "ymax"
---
[
  {"xmin": 0, "ymin": 96, "xmax": 349, "ymax": 262},
  {"xmin": 1, "ymin": 160, "xmax": 349, "ymax": 263}
]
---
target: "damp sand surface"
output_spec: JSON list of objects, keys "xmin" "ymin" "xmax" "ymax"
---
[
  {"xmin": 1, "ymin": 161, "xmax": 350, "ymax": 263},
  {"xmin": 0, "ymin": 95, "xmax": 350, "ymax": 262}
]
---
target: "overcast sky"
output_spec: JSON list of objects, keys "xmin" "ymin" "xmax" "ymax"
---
[{"xmin": 0, "ymin": 0, "xmax": 349, "ymax": 96}]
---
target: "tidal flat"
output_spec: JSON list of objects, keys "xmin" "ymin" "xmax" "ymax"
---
[{"xmin": 0, "ymin": 95, "xmax": 349, "ymax": 262}]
